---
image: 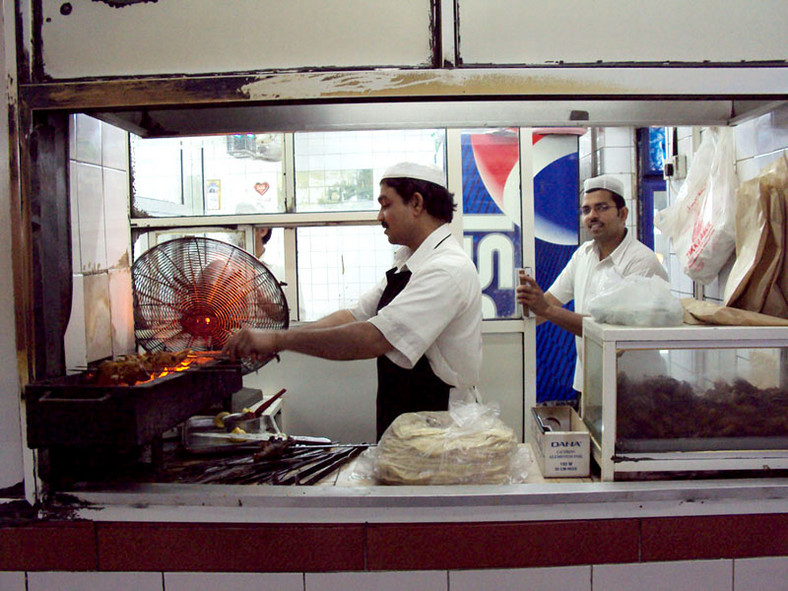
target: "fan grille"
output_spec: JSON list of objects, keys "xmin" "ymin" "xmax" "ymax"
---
[{"xmin": 132, "ymin": 237, "xmax": 288, "ymax": 353}]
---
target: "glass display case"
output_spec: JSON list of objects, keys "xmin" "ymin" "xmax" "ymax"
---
[{"xmin": 582, "ymin": 319, "xmax": 788, "ymax": 481}]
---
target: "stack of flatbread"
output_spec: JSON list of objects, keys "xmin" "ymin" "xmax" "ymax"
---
[{"xmin": 374, "ymin": 408, "xmax": 518, "ymax": 485}]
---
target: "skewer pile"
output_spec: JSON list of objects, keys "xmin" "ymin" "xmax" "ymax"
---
[{"xmin": 170, "ymin": 438, "xmax": 369, "ymax": 485}]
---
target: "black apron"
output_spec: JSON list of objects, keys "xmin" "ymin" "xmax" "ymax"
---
[{"xmin": 375, "ymin": 266, "xmax": 451, "ymax": 440}]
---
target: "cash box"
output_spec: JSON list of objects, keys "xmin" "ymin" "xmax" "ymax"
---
[{"xmin": 530, "ymin": 406, "xmax": 591, "ymax": 477}]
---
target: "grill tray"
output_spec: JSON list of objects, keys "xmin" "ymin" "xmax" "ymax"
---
[{"xmin": 25, "ymin": 363, "xmax": 243, "ymax": 449}]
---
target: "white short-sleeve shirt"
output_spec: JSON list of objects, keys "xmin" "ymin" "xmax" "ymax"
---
[
  {"xmin": 349, "ymin": 225, "xmax": 483, "ymax": 401},
  {"xmin": 548, "ymin": 230, "xmax": 669, "ymax": 391}
]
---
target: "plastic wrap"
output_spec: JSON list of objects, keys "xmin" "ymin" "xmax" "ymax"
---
[
  {"xmin": 352, "ymin": 402, "xmax": 532, "ymax": 485},
  {"xmin": 587, "ymin": 271, "xmax": 684, "ymax": 327}
]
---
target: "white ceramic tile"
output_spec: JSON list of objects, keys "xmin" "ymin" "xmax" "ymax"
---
[
  {"xmin": 102, "ymin": 121, "xmax": 129, "ymax": 171},
  {"xmin": 75, "ymin": 114, "xmax": 102, "ymax": 165},
  {"xmin": 593, "ymin": 560, "xmax": 732, "ymax": 591},
  {"xmin": 734, "ymin": 117, "xmax": 759, "ymax": 162},
  {"xmin": 83, "ymin": 271, "xmax": 113, "ymax": 362},
  {"xmin": 103, "ymin": 167, "xmax": 131, "ymax": 269},
  {"xmin": 578, "ymin": 130, "xmax": 592, "ymax": 157},
  {"xmin": 109, "ymin": 267, "xmax": 135, "ymax": 357},
  {"xmin": 600, "ymin": 146, "xmax": 634, "ymax": 175},
  {"xmin": 75, "ymin": 161, "xmax": 107, "ymax": 272},
  {"xmin": 28, "ymin": 571, "xmax": 162, "ymax": 591},
  {"xmin": 0, "ymin": 572, "xmax": 25, "ymax": 591},
  {"xmin": 165, "ymin": 571, "xmax": 303, "ymax": 591},
  {"xmin": 734, "ymin": 556, "xmax": 788, "ymax": 591},
  {"xmin": 601, "ymin": 127, "xmax": 633, "ymax": 148},
  {"xmin": 579, "ymin": 153, "xmax": 593, "ymax": 182},
  {"xmin": 451, "ymin": 566, "xmax": 590, "ymax": 591},
  {"xmin": 69, "ymin": 160, "xmax": 82, "ymax": 273},
  {"xmin": 305, "ymin": 570, "xmax": 447, "ymax": 591},
  {"xmin": 64, "ymin": 273, "xmax": 88, "ymax": 371}
]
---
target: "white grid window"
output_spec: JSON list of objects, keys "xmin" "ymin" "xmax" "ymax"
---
[{"xmin": 297, "ymin": 226, "xmax": 397, "ymax": 321}]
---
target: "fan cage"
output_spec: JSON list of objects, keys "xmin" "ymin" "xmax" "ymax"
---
[{"xmin": 132, "ymin": 236, "xmax": 289, "ymax": 354}]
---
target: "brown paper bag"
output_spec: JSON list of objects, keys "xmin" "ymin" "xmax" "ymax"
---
[
  {"xmin": 724, "ymin": 155, "xmax": 788, "ymax": 317},
  {"xmin": 682, "ymin": 298, "xmax": 788, "ymax": 326}
]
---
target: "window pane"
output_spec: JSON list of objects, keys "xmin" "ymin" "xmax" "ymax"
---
[
  {"xmin": 130, "ymin": 136, "xmax": 184, "ymax": 213},
  {"xmin": 297, "ymin": 225, "xmax": 396, "ymax": 321},
  {"xmin": 132, "ymin": 229, "xmax": 246, "ymax": 262},
  {"xmin": 293, "ymin": 130, "xmax": 445, "ymax": 212},
  {"xmin": 130, "ymin": 134, "xmax": 286, "ymax": 217},
  {"xmin": 460, "ymin": 128, "xmax": 523, "ymax": 319}
]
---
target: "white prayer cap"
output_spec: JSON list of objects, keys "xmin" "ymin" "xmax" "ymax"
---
[
  {"xmin": 583, "ymin": 175, "xmax": 624, "ymax": 198},
  {"xmin": 381, "ymin": 162, "xmax": 447, "ymax": 188}
]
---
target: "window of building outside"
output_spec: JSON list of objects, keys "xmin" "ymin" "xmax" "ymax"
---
[{"xmin": 130, "ymin": 128, "xmax": 519, "ymax": 321}]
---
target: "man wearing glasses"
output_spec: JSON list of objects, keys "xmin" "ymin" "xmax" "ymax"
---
[{"xmin": 516, "ymin": 174, "xmax": 668, "ymax": 400}]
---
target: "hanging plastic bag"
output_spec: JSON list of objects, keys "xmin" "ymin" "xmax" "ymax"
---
[
  {"xmin": 654, "ymin": 127, "xmax": 739, "ymax": 285},
  {"xmin": 587, "ymin": 270, "xmax": 684, "ymax": 327}
]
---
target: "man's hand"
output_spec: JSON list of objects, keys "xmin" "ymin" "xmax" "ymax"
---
[
  {"xmin": 515, "ymin": 274, "xmax": 550, "ymax": 317},
  {"xmin": 222, "ymin": 328, "xmax": 280, "ymax": 362}
]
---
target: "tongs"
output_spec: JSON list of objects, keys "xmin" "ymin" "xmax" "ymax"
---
[{"xmin": 214, "ymin": 388, "xmax": 287, "ymax": 430}]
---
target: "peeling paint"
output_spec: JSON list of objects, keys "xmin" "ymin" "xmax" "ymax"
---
[{"xmin": 240, "ymin": 69, "xmax": 629, "ymax": 102}]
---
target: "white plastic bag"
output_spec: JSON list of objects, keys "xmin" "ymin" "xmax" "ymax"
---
[
  {"xmin": 654, "ymin": 127, "xmax": 739, "ymax": 285},
  {"xmin": 587, "ymin": 271, "xmax": 684, "ymax": 327}
]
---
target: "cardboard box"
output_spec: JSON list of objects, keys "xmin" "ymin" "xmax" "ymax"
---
[{"xmin": 530, "ymin": 406, "xmax": 590, "ymax": 477}]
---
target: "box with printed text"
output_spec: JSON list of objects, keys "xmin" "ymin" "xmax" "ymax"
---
[{"xmin": 530, "ymin": 406, "xmax": 590, "ymax": 477}]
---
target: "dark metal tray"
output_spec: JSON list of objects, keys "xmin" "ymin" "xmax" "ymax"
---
[{"xmin": 25, "ymin": 364, "xmax": 243, "ymax": 449}]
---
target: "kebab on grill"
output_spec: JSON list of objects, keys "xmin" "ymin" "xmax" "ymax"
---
[{"xmin": 87, "ymin": 349, "xmax": 193, "ymax": 386}]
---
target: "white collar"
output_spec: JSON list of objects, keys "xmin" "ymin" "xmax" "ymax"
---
[{"xmin": 393, "ymin": 225, "xmax": 452, "ymax": 272}]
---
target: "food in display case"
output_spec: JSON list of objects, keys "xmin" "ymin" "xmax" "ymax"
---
[
  {"xmin": 616, "ymin": 374, "xmax": 788, "ymax": 444},
  {"xmin": 581, "ymin": 319, "xmax": 788, "ymax": 480}
]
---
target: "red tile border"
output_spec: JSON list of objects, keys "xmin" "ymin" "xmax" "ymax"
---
[
  {"xmin": 96, "ymin": 522, "xmax": 365, "ymax": 572},
  {"xmin": 642, "ymin": 514, "xmax": 788, "ymax": 561},
  {"xmin": 366, "ymin": 519, "xmax": 640, "ymax": 570},
  {"xmin": 3, "ymin": 515, "xmax": 786, "ymax": 573},
  {"xmin": 0, "ymin": 521, "xmax": 96, "ymax": 571}
]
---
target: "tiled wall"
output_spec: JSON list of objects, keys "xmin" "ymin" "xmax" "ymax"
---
[
  {"xmin": 3, "ymin": 516, "xmax": 787, "ymax": 590},
  {"xmin": 2, "ymin": 557, "xmax": 788, "ymax": 591},
  {"xmin": 64, "ymin": 114, "xmax": 134, "ymax": 370},
  {"xmin": 578, "ymin": 127, "xmax": 638, "ymax": 241}
]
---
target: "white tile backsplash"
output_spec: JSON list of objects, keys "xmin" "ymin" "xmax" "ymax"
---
[
  {"xmin": 69, "ymin": 160, "xmax": 82, "ymax": 273},
  {"xmin": 598, "ymin": 146, "xmax": 634, "ymax": 175},
  {"xmin": 75, "ymin": 114, "xmax": 102, "ymax": 165},
  {"xmin": 64, "ymin": 273, "xmax": 88, "ymax": 371},
  {"xmin": 104, "ymin": 167, "xmax": 131, "ymax": 269},
  {"xmin": 27, "ymin": 571, "xmax": 162, "ymax": 591},
  {"xmin": 165, "ymin": 572, "xmax": 303, "ymax": 591},
  {"xmin": 451, "ymin": 566, "xmax": 591, "ymax": 591},
  {"xmin": 68, "ymin": 115, "xmax": 132, "ymax": 368},
  {"xmin": 592, "ymin": 560, "xmax": 732, "ymax": 591},
  {"xmin": 83, "ymin": 271, "xmax": 113, "ymax": 362},
  {"xmin": 75, "ymin": 161, "xmax": 107, "ymax": 272},
  {"xmin": 734, "ymin": 556, "xmax": 788, "ymax": 591},
  {"xmin": 597, "ymin": 127, "xmax": 634, "ymax": 149},
  {"xmin": 305, "ymin": 570, "xmax": 447, "ymax": 591},
  {"xmin": 0, "ymin": 572, "xmax": 25, "ymax": 591},
  {"xmin": 109, "ymin": 267, "xmax": 135, "ymax": 357},
  {"xmin": 102, "ymin": 121, "xmax": 129, "ymax": 171}
]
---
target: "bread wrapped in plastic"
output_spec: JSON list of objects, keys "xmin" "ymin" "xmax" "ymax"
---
[{"xmin": 357, "ymin": 402, "xmax": 531, "ymax": 485}]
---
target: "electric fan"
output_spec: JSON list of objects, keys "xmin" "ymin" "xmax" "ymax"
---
[{"xmin": 132, "ymin": 236, "xmax": 289, "ymax": 356}]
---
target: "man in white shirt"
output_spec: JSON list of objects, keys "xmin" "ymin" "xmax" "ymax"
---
[
  {"xmin": 516, "ymin": 175, "xmax": 668, "ymax": 395},
  {"xmin": 224, "ymin": 162, "xmax": 483, "ymax": 438}
]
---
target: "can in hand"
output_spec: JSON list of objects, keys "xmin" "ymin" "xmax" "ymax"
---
[{"xmin": 516, "ymin": 266, "xmax": 533, "ymax": 318}]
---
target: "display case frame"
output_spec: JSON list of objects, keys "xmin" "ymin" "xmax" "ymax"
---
[{"xmin": 581, "ymin": 319, "xmax": 788, "ymax": 481}]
